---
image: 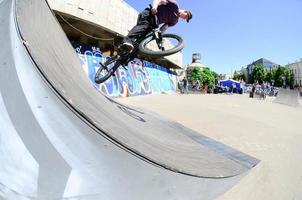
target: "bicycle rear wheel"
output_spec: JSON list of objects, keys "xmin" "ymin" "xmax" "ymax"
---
[
  {"xmin": 94, "ymin": 57, "xmax": 120, "ymax": 84},
  {"xmin": 139, "ymin": 33, "xmax": 184, "ymax": 57}
]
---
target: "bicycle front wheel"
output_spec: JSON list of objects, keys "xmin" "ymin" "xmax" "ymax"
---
[
  {"xmin": 94, "ymin": 57, "xmax": 120, "ymax": 84},
  {"xmin": 139, "ymin": 33, "xmax": 184, "ymax": 57}
]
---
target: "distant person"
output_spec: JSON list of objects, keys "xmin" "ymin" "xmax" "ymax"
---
[
  {"xmin": 252, "ymin": 82, "xmax": 256, "ymax": 93},
  {"xmin": 203, "ymin": 84, "xmax": 208, "ymax": 94},
  {"xmin": 250, "ymin": 84, "xmax": 256, "ymax": 98},
  {"xmin": 178, "ymin": 81, "xmax": 183, "ymax": 94},
  {"xmin": 192, "ymin": 80, "xmax": 200, "ymax": 92},
  {"xmin": 260, "ymin": 83, "xmax": 266, "ymax": 100},
  {"xmin": 119, "ymin": 0, "xmax": 192, "ymax": 52},
  {"xmin": 232, "ymin": 83, "xmax": 236, "ymax": 94},
  {"xmin": 239, "ymin": 81, "xmax": 244, "ymax": 94},
  {"xmin": 224, "ymin": 85, "xmax": 228, "ymax": 93},
  {"xmin": 182, "ymin": 78, "xmax": 188, "ymax": 94}
]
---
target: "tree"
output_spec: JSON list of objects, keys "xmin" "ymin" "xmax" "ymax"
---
[
  {"xmin": 200, "ymin": 67, "xmax": 216, "ymax": 88},
  {"xmin": 272, "ymin": 66, "xmax": 291, "ymax": 87},
  {"xmin": 264, "ymin": 71, "xmax": 273, "ymax": 84},
  {"xmin": 249, "ymin": 64, "xmax": 266, "ymax": 84},
  {"xmin": 272, "ymin": 67, "xmax": 283, "ymax": 87},
  {"xmin": 211, "ymin": 71, "xmax": 218, "ymax": 80},
  {"xmin": 191, "ymin": 67, "xmax": 203, "ymax": 81},
  {"xmin": 190, "ymin": 67, "xmax": 216, "ymax": 88}
]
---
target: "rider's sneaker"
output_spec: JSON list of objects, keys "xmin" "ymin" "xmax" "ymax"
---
[{"xmin": 119, "ymin": 42, "xmax": 134, "ymax": 53}]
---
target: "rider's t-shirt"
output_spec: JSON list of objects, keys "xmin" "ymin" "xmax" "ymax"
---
[{"xmin": 156, "ymin": 0, "xmax": 179, "ymax": 27}]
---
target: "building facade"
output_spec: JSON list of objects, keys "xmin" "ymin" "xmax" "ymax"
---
[
  {"xmin": 186, "ymin": 53, "xmax": 206, "ymax": 81},
  {"xmin": 288, "ymin": 59, "xmax": 302, "ymax": 87},
  {"xmin": 245, "ymin": 58, "xmax": 278, "ymax": 82},
  {"xmin": 247, "ymin": 58, "xmax": 278, "ymax": 74}
]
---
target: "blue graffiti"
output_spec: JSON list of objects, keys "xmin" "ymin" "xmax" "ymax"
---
[{"xmin": 72, "ymin": 41, "xmax": 176, "ymax": 97}]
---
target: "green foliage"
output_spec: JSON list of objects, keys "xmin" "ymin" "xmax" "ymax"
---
[
  {"xmin": 249, "ymin": 64, "xmax": 266, "ymax": 84},
  {"xmin": 271, "ymin": 66, "xmax": 291, "ymax": 87},
  {"xmin": 191, "ymin": 67, "xmax": 203, "ymax": 81},
  {"xmin": 241, "ymin": 61, "xmax": 295, "ymax": 87},
  {"xmin": 190, "ymin": 67, "xmax": 216, "ymax": 88},
  {"xmin": 201, "ymin": 68, "xmax": 216, "ymax": 88},
  {"xmin": 248, "ymin": 64, "xmax": 292, "ymax": 87},
  {"xmin": 209, "ymin": 68, "xmax": 218, "ymax": 79},
  {"xmin": 264, "ymin": 71, "xmax": 273, "ymax": 83}
]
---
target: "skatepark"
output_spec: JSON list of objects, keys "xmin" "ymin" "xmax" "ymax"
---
[
  {"xmin": 119, "ymin": 93, "xmax": 302, "ymax": 200},
  {"xmin": 0, "ymin": 0, "xmax": 301, "ymax": 199},
  {"xmin": 0, "ymin": 0, "xmax": 259, "ymax": 199}
]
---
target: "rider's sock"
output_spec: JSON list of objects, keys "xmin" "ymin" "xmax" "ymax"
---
[{"xmin": 119, "ymin": 42, "xmax": 134, "ymax": 52}]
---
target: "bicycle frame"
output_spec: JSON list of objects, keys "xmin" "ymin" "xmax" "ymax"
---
[
  {"xmin": 95, "ymin": 9, "xmax": 165, "ymax": 83},
  {"xmin": 116, "ymin": 29, "xmax": 162, "ymax": 69},
  {"xmin": 111, "ymin": 9, "xmax": 162, "ymax": 69}
]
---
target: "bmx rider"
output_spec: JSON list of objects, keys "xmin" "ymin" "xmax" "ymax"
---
[{"xmin": 120, "ymin": 0, "xmax": 192, "ymax": 52}]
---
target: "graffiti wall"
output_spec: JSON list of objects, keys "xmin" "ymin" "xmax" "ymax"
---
[{"xmin": 72, "ymin": 41, "xmax": 176, "ymax": 98}]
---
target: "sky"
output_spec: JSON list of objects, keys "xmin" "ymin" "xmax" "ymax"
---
[{"xmin": 123, "ymin": 0, "xmax": 302, "ymax": 74}]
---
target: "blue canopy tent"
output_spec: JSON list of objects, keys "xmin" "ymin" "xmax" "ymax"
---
[{"xmin": 219, "ymin": 79, "xmax": 241, "ymax": 93}]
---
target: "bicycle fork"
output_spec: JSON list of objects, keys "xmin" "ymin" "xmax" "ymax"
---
[{"xmin": 154, "ymin": 31, "xmax": 165, "ymax": 51}]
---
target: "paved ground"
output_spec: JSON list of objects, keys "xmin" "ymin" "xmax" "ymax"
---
[{"xmin": 118, "ymin": 93, "xmax": 302, "ymax": 200}]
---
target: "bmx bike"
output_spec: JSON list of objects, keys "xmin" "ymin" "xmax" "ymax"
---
[{"xmin": 94, "ymin": 7, "xmax": 184, "ymax": 84}]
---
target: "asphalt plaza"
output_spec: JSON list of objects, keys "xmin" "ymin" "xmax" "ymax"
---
[{"xmin": 118, "ymin": 93, "xmax": 302, "ymax": 200}]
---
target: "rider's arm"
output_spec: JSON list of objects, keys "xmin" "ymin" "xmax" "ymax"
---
[
  {"xmin": 160, "ymin": 23, "xmax": 169, "ymax": 33},
  {"xmin": 152, "ymin": 0, "xmax": 168, "ymax": 14}
]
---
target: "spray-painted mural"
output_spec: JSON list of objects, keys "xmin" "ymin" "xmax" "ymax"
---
[{"xmin": 72, "ymin": 41, "xmax": 176, "ymax": 97}]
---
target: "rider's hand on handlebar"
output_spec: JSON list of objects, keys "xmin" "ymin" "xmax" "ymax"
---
[
  {"xmin": 151, "ymin": 0, "xmax": 167, "ymax": 14},
  {"xmin": 160, "ymin": 0, "xmax": 168, "ymax": 4},
  {"xmin": 151, "ymin": 7, "xmax": 157, "ymax": 14}
]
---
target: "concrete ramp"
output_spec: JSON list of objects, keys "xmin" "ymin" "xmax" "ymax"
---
[
  {"xmin": 273, "ymin": 88, "xmax": 300, "ymax": 107},
  {"xmin": 0, "ymin": 0, "xmax": 259, "ymax": 199}
]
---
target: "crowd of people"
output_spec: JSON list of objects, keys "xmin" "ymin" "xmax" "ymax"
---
[
  {"xmin": 248, "ymin": 82, "xmax": 279, "ymax": 98},
  {"xmin": 177, "ymin": 78, "xmax": 284, "ymax": 98},
  {"xmin": 178, "ymin": 78, "xmax": 210, "ymax": 94}
]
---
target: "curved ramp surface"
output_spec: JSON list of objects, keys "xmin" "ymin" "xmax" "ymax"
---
[
  {"xmin": 0, "ymin": 0, "xmax": 259, "ymax": 199},
  {"xmin": 273, "ymin": 88, "xmax": 300, "ymax": 107}
]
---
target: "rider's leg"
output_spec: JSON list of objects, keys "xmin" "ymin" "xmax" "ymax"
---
[{"xmin": 121, "ymin": 9, "xmax": 152, "ymax": 52}]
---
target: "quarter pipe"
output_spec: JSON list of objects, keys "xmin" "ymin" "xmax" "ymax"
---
[{"xmin": 0, "ymin": 0, "xmax": 259, "ymax": 199}]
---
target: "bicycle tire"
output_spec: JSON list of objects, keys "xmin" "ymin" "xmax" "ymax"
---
[
  {"xmin": 139, "ymin": 33, "xmax": 184, "ymax": 57},
  {"xmin": 94, "ymin": 58, "xmax": 120, "ymax": 84}
]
